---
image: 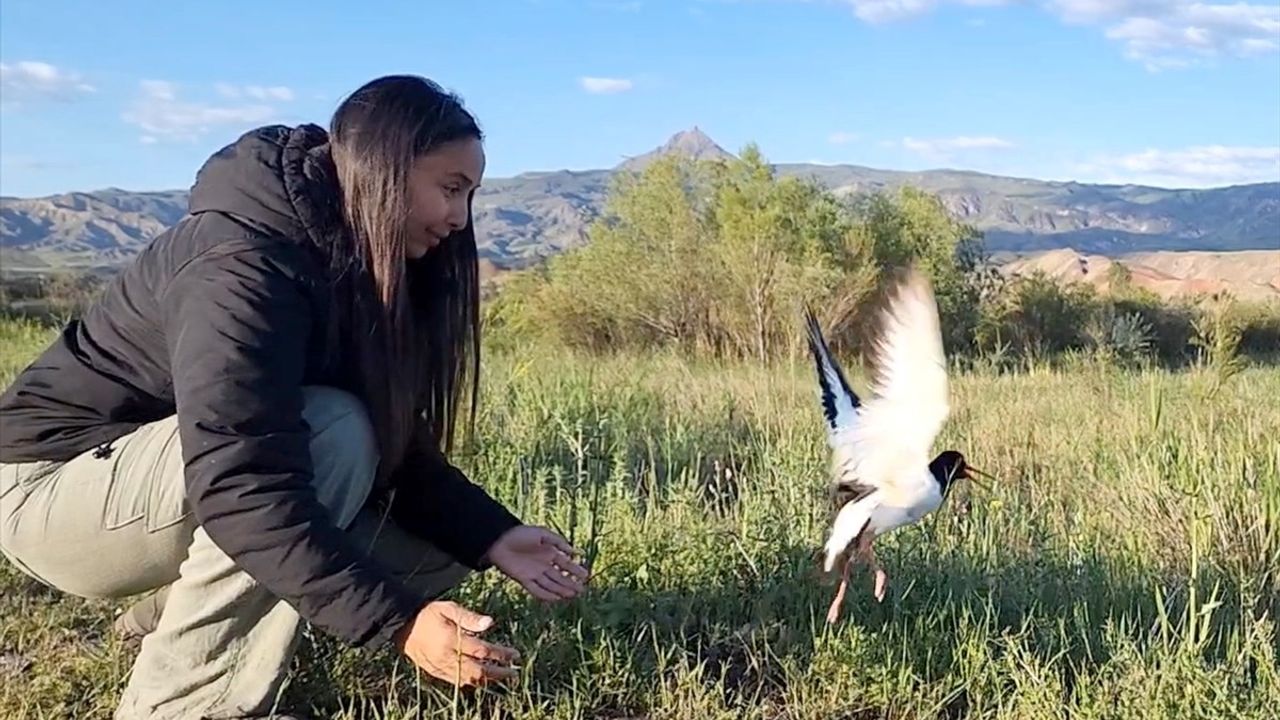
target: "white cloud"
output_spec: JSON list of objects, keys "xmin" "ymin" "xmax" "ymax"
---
[
  {"xmin": 215, "ymin": 83, "xmax": 296, "ymax": 102},
  {"xmin": 0, "ymin": 61, "xmax": 95, "ymax": 106},
  {"xmin": 0, "ymin": 155, "xmax": 70, "ymax": 172},
  {"xmin": 901, "ymin": 135, "xmax": 1015, "ymax": 159},
  {"xmin": 1046, "ymin": 0, "xmax": 1167, "ymax": 24},
  {"xmin": 830, "ymin": 1, "xmax": 1280, "ymax": 68},
  {"xmin": 828, "ymin": 130, "xmax": 861, "ymax": 144},
  {"xmin": 580, "ymin": 76, "xmax": 635, "ymax": 94},
  {"xmin": 841, "ymin": 0, "xmax": 1009, "ymax": 23},
  {"xmin": 1064, "ymin": 1, "xmax": 1280, "ymax": 69},
  {"xmin": 1076, "ymin": 145, "xmax": 1280, "ymax": 187},
  {"xmin": 122, "ymin": 80, "xmax": 287, "ymax": 144}
]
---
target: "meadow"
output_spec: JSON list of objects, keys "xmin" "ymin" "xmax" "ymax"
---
[{"xmin": 1, "ymin": 315, "xmax": 1277, "ymax": 719}]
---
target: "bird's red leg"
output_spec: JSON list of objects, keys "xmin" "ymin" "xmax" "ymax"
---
[
  {"xmin": 866, "ymin": 539, "xmax": 888, "ymax": 602},
  {"xmin": 826, "ymin": 554, "xmax": 853, "ymax": 624}
]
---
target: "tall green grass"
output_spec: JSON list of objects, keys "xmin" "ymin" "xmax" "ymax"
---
[{"xmin": 1, "ymin": 320, "xmax": 1276, "ymax": 718}]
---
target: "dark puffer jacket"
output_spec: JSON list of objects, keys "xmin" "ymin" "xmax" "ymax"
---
[{"xmin": 0, "ymin": 124, "xmax": 522, "ymax": 649}]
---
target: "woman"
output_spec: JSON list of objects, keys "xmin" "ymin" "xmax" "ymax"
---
[{"xmin": 0, "ymin": 74, "xmax": 589, "ymax": 720}]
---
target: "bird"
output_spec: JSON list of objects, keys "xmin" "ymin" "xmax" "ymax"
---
[{"xmin": 803, "ymin": 266, "xmax": 992, "ymax": 624}]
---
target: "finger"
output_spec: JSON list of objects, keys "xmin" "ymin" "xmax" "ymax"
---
[
  {"xmin": 522, "ymin": 577, "xmax": 560, "ymax": 602},
  {"xmin": 459, "ymin": 635, "xmax": 521, "ymax": 665},
  {"xmin": 540, "ymin": 530, "xmax": 582, "ymax": 558},
  {"xmin": 533, "ymin": 573, "xmax": 576, "ymax": 600},
  {"xmin": 422, "ymin": 656, "xmax": 484, "ymax": 688},
  {"xmin": 554, "ymin": 556, "xmax": 591, "ymax": 583},
  {"xmin": 478, "ymin": 661, "xmax": 520, "ymax": 683},
  {"xmin": 543, "ymin": 567, "xmax": 586, "ymax": 596},
  {"xmin": 457, "ymin": 661, "xmax": 491, "ymax": 687},
  {"xmin": 434, "ymin": 656, "xmax": 515, "ymax": 688},
  {"xmin": 436, "ymin": 602, "xmax": 495, "ymax": 634}
]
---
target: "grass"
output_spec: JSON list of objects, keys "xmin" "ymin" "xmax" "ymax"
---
[{"xmin": 1, "ymin": 319, "xmax": 1277, "ymax": 718}]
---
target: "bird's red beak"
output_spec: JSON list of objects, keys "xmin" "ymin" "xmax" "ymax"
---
[{"xmin": 964, "ymin": 465, "xmax": 994, "ymax": 488}]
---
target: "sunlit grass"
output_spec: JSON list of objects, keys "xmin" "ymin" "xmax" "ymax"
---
[{"xmin": 2, "ymin": 319, "xmax": 1277, "ymax": 718}]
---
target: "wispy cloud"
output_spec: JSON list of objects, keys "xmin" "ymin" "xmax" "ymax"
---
[
  {"xmin": 214, "ymin": 83, "xmax": 296, "ymax": 102},
  {"xmin": 829, "ymin": 1, "xmax": 1280, "ymax": 69},
  {"xmin": 900, "ymin": 135, "xmax": 1015, "ymax": 160},
  {"xmin": 1049, "ymin": 1, "xmax": 1280, "ymax": 70},
  {"xmin": 590, "ymin": 0, "xmax": 643, "ymax": 10},
  {"xmin": 1075, "ymin": 144, "xmax": 1280, "ymax": 188},
  {"xmin": 841, "ymin": 0, "xmax": 1009, "ymax": 24},
  {"xmin": 0, "ymin": 155, "xmax": 72, "ymax": 172},
  {"xmin": 122, "ymin": 80, "xmax": 290, "ymax": 144},
  {"xmin": 580, "ymin": 76, "xmax": 635, "ymax": 94},
  {"xmin": 828, "ymin": 131, "xmax": 861, "ymax": 144},
  {"xmin": 0, "ymin": 61, "xmax": 95, "ymax": 107}
]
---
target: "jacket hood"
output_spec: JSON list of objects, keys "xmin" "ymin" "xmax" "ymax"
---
[{"xmin": 188, "ymin": 124, "xmax": 346, "ymax": 251}]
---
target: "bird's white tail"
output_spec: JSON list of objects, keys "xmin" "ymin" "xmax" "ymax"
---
[{"xmin": 822, "ymin": 494, "xmax": 877, "ymax": 572}]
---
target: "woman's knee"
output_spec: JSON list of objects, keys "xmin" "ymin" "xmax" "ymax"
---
[{"xmin": 300, "ymin": 386, "xmax": 380, "ymax": 527}]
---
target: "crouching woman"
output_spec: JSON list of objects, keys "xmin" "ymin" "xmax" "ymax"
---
[{"xmin": 0, "ymin": 74, "xmax": 588, "ymax": 720}]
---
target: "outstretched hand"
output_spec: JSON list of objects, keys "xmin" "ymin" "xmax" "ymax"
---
[
  {"xmin": 396, "ymin": 600, "xmax": 520, "ymax": 688},
  {"xmin": 486, "ymin": 525, "xmax": 590, "ymax": 602}
]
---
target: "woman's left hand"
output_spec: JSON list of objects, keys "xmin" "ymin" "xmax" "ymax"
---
[{"xmin": 486, "ymin": 525, "xmax": 590, "ymax": 602}]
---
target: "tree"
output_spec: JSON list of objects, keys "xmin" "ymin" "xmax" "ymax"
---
[
  {"xmin": 489, "ymin": 145, "xmax": 996, "ymax": 364},
  {"xmin": 844, "ymin": 187, "xmax": 987, "ymax": 354},
  {"xmin": 532, "ymin": 153, "xmax": 719, "ymax": 351},
  {"xmin": 708, "ymin": 145, "xmax": 850, "ymax": 361}
]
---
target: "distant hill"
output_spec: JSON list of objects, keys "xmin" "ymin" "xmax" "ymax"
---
[
  {"xmin": 2, "ymin": 128, "xmax": 1277, "ymax": 273},
  {"xmin": 1, "ymin": 189, "xmax": 189, "ymax": 272},
  {"xmin": 999, "ymin": 248, "xmax": 1280, "ymax": 303}
]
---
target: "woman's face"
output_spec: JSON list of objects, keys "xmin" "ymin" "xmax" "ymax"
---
[{"xmin": 405, "ymin": 136, "xmax": 486, "ymax": 259}]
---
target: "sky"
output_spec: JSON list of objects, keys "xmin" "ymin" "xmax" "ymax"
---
[{"xmin": 1, "ymin": 0, "xmax": 1278, "ymax": 197}]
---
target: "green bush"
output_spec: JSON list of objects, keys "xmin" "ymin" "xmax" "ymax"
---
[
  {"xmin": 484, "ymin": 142, "xmax": 1280, "ymax": 373},
  {"xmin": 494, "ymin": 147, "xmax": 986, "ymax": 362}
]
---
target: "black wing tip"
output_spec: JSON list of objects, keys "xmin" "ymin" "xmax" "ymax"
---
[
  {"xmin": 802, "ymin": 304, "xmax": 822, "ymax": 339},
  {"xmin": 803, "ymin": 303, "xmax": 838, "ymax": 343},
  {"xmin": 802, "ymin": 308, "xmax": 839, "ymax": 429},
  {"xmin": 801, "ymin": 305, "xmax": 826, "ymax": 367},
  {"xmin": 799, "ymin": 307, "xmax": 861, "ymax": 425}
]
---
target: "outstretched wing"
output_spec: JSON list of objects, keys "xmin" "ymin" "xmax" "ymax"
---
[
  {"xmin": 836, "ymin": 266, "xmax": 951, "ymax": 506},
  {"xmin": 803, "ymin": 306, "xmax": 861, "ymax": 443}
]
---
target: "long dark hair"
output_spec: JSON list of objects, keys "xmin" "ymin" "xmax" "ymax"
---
[{"xmin": 327, "ymin": 74, "xmax": 482, "ymax": 477}]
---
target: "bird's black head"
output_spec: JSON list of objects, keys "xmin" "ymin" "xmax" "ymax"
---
[{"xmin": 928, "ymin": 450, "xmax": 992, "ymax": 495}]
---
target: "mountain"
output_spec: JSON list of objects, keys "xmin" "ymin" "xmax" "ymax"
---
[
  {"xmin": 617, "ymin": 126, "xmax": 735, "ymax": 172},
  {"xmin": 771, "ymin": 164, "xmax": 1280, "ymax": 255},
  {"xmin": 999, "ymin": 248, "xmax": 1280, "ymax": 303},
  {"xmin": 2, "ymin": 128, "xmax": 1278, "ymax": 274},
  {"xmin": 1, "ymin": 189, "xmax": 189, "ymax": 271}
]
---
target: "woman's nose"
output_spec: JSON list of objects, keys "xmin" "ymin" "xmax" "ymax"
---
[{"xmin": 447, "ymin": 201, "xmax": 469, "ymax": 230}]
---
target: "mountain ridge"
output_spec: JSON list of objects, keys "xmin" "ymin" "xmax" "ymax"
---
[
  {"xmin": 998, "ymin": 248, "xmax": 1280, "ymax": 304},
  {"xmin": 3, "ymin": 128, "xmax": 1277, "ymax": 273}
]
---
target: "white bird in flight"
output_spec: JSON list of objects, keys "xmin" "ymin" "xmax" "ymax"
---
[{"xmin": 804, "ymin": 266, "xmax": 992, "ymax": 624}]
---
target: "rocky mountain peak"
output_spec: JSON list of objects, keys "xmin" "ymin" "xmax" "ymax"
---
[{"xmin": 617, "ymin": 126, "xmax": 735, "ymax": 171}]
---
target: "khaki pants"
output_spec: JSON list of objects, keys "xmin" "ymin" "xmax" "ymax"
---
[{"xmin": 0, "ymin": 386, "xmax": 469, "ymax": 720}]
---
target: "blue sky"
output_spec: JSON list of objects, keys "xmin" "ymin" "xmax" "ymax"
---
[{"xmin": 2, "ymin": 0, "xmax": 1278, "ymax": 197}]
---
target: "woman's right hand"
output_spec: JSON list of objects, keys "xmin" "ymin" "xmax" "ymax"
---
[{"xmin": 394, "ymin": 600, "xmax": 521, "ymax": 687}]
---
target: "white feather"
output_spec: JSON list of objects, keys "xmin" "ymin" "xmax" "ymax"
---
[
  {"xmin": 810, "ymin": 267, "xmax": 953, "ymax": 568},
  {"xmin": 836, "ymin": 267, "xmax": 950, "ymax": 506},
  {"xmin": 822, "ymin": 492, "xmax": 878, "ymax": 571}
]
